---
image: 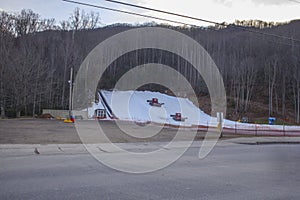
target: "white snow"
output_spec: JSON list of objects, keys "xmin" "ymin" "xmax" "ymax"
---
[
  {"xmin": 96, "ymin": 90, "xmax": 300, "ymax": 132},
  {"xmin": 101, "ymin": 90, "xmax": 216, "ymax": 127}
]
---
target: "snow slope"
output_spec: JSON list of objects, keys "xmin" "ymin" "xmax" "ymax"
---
[
  {"xmin": 101, "ymin": 90, "xmax": 214, "ymax": 127},
  {"xmin": 100, "ymin": 90, "xmax": 300, "ymax": 131}
]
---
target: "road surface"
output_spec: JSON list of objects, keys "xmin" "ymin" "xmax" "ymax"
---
[{"xmin": 1, "ymin": 142, "xmax": 300, "ymax": 200}]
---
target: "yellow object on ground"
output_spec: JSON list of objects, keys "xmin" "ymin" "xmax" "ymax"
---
[{"xmin": 63, "ymin": 119, "xmax": 73, "ymax": 123}]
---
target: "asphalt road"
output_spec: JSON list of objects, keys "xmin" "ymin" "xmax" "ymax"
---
[{"xmin": 1, "ymin": 143, "xmax": 300, "ymax": 200}]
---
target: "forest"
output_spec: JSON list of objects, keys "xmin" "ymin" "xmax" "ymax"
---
[{"xmin": 0, "ymin": 8, "xmax": 300, "ymax": 124}]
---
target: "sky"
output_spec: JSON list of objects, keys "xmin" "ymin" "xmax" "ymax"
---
[{"xmin": 0, "ymin": 0, "xmax": 300, "ymax": 27}]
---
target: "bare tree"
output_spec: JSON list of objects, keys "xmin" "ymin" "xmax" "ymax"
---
[
  {"xmin": 291, "ymin": 47, "xmax": 300, "ymax": 123},
  {"xmin": 267, "ymin": 56, "xmax": 278, "ymax": 116},
  {"xmin": 14, "ymin": 9, "xmax": 41, "ymax": 37},
  {"xmin": 68, "ymin": 7, "xmax": 101, "ymax": 31},
  {"xmin": 0, "ymin": 11, "xmax": 14, "ymax": 118}
]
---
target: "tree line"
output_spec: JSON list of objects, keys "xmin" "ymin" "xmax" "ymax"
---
[
  {"xmin": 0, "ymin": 9, "xmax": 300, "ymax": 123},
  {"xmin": 0, "ymin": 8, "xmax": 100, "ymax": 118}
]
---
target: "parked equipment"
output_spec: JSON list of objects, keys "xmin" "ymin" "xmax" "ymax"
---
[
  {"xmin": 170, "ymin": 113, "xmax": 187, "ymax": 122},
  {"xmin": 147, "ymin": 98, "xmax": 164, "ymax": 107}
]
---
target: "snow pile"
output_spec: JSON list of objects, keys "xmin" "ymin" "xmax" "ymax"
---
[
  {"xmin": 101, "ymin": 90, "xmax": 212, "ymax": 127},
  {"xmin": 99, "ymin": 90, "xmax": 300, "ymax": 132}
]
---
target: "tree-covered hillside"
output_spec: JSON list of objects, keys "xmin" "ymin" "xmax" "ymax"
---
[{"xmin": 0, "ymin": 9, "xmax": 299, "ymax": 123}]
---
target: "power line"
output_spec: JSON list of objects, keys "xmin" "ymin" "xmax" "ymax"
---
[
  {"xmin": 62, "ymin": 0, "xmax": 300, "ymax": 45},
  {"xmin": 103, "ymin": 0, "xmax": 300, "ymax": 44},
  {"xmin": 104, "ymin": 0, "xmax": 224, "ymax": 26},
  {"xmin": 61, "ymin": 0, "xmax": 200, "ymax": 27}
]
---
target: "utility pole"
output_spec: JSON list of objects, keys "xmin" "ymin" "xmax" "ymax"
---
[
  {"xmin": 68, "ymin": 67, "xmax": 73, "ymax": 119},
  {"xmin": 69, "ymin": 28, "xmax": 75, "ymax": 121}
]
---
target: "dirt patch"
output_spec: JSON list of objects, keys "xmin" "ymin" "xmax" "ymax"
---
[
  {"xmin": 0, "ymin": 118, "xmax": 80, "ymax": 144},
  {"xmin": 0, "ymin": 118, "xmax": 212, "ymax": 144},
  {"xmin": 39, "ymin": 113, "xmax": 54, "ymax": 119}
]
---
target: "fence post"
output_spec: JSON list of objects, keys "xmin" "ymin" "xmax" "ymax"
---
[
  {"xmin": 216, "ymin": 112, "xmax": 224, "ymax": 138},
  {"xmin": 235, "ymin": 122, "xmax": 237, "ymax": 135},
  {"xmin": 207, "ymin": 121, "xmax": 209, "ymax": 132},
  {"xmin": 255, "ymin": 124, "xmax": 258, "ymax": 136}
]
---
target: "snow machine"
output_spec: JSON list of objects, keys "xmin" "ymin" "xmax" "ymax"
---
[
  {"xmin": 147, "ymin": 98, "xmax": 164, "ymax": 107},
  {"xmin": 170, "ymin": 113, "xmax": 187, "ymax": 122}
]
